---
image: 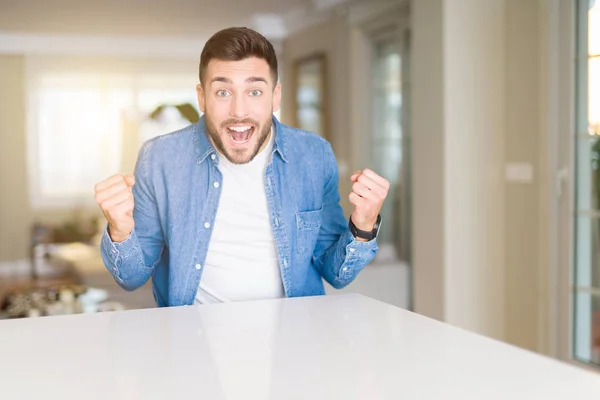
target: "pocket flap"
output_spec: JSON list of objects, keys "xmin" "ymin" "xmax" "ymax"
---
[{"xmin": 296, "ymin": 208, "xmax": 323, "ymax": 230}]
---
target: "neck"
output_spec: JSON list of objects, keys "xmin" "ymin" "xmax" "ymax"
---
[{"xmin": 257, "ymin": 125, "xmax": 274, "ymax": 155}]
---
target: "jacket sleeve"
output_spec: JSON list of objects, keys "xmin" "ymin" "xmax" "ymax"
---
[
  {"xmin": 311, "ymin": 142, "xmax": 378, "ymax": 289},
  {"xmin": 100, "ymin": 140, "xmax": 165, "ymax": 291}
]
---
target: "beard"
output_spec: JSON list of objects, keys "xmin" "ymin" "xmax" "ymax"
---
[{"xmin": 204, "ymin": 113, "xmax": 272, "ymax": 165}]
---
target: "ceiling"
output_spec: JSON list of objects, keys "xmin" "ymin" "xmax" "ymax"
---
[{"xmin": 0, "ymin": 0, "xmax": 323, "ymax": 38}]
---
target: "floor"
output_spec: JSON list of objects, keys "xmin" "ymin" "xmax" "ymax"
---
[{"xmin": 326, "ymin": 262, "xmax": 410, "ymax": 309}]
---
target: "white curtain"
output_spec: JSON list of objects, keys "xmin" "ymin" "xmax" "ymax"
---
[{"xmin": 25, "ymin": 55, "xmax": 199, "ymax": 209}]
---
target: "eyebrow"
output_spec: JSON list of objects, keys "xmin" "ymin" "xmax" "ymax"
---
[{"xmin": 210, "ymin": 76, "xmax": 268, "ymax": 85}]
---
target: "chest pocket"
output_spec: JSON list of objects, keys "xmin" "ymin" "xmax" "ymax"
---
[{"xmin": 296, "ymin": 208, "xmax": 323, "ymax": 255}]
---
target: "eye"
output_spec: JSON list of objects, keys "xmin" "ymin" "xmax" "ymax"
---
[
  {"xmin": 216, "ymin": 90, "xmax": 231, "ymax": 97},
  {"xmin": 249, "ymin": 89, "xmax": 262, "ymax": 97}
]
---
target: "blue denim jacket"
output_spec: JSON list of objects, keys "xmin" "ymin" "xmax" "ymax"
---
[{"xmin": 100, "ymin": 116, "xmax": 378, "ymax": 307}]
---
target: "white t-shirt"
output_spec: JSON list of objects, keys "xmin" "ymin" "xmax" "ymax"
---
[{"xmin": 195, "ymin": 130, "xmax": 284, "ymax": 304}]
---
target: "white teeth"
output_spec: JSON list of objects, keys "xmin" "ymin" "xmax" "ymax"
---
[{"xmin": 229, "ymin": 126, "xmax": 251, "ymax": 132}]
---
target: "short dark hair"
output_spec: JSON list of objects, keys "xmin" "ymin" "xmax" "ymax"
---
[{"xmin": 199, "ymin": 27, "xmax": 278, "ymax": 87}]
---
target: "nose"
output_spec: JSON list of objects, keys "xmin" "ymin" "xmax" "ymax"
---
[{"xmin": 229, "ymin": 93, "xmax": 248, "ymax": 119}]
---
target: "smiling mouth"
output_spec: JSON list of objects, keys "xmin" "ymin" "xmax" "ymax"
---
[{"xmin": 227, "ymin": 125, "xmax": 255, "ymax": 145}]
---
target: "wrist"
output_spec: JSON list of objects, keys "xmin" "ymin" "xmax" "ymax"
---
[
  {"xmin": 349, "ymin": 215, "xmax": 381, "ymax": 242},
  {"xmin": 351, "ymin": 217, "xmax": 376, "ymax": 232},
  {"xmin": 108, "ymin": 226, "xmax": 131, "ymax": 243}
]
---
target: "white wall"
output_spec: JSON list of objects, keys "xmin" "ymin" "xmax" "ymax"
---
[
  {"xmin": 504, "ymin": 0, "xmax": 544, "ymax": 352},
  {"xmin": 412, "ymin": 0, "xmax": 557, "ymax": 352},
  {"xmin": 411, "ymin": 0, "xmax": 446, "ymax": 322},
  {"xmin": 443, "ymin": 0, "xmax": 506, "ymax": 341},
  {"xmin": 0, "ymin": 56, "xmax": 32, "ymax": 261},
  {"xmin": 412, "ymin": 0, "xmax": 506, "ymax": 342}
]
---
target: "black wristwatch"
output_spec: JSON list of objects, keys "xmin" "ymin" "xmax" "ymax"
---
[{"xmin": 349, "ymin": 214, "xmax": 381, "ymax": 241}]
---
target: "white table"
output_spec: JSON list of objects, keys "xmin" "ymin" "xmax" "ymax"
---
[{"xmin": 1, "ymin": 294, "xmax": 599, "ymax": 399}]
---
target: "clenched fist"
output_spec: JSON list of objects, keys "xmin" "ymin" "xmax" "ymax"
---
[
  {"xmin": 349, "ymin": 168, "xmax": 389, "ymax": 240},
  {"xmin": 94, "ymin": 174, "xmax": 136, "ymax": 243}
]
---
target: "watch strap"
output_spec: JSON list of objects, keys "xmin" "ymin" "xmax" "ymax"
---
[{"xmin": 349, "ymin": 214, "xmax": 381, "ymax": 241}]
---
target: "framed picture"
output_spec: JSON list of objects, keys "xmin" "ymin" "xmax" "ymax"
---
[{"xmin": 292, "ymin": 53, "xmax": 328, "ymax": 141}]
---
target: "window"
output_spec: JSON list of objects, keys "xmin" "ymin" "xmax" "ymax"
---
[
  {"xmin": 372, "ymin": 38, "xmax": 401, "ymax": 248},
  {"xmin": 34, "ymin": 75, "xmax": 132, "ymax": 200},
  {"xmin": 26, "ymin": 57, "xmax": 200, "ymax": 209},
  {"xmin": 370, "ymin": 29, "xmax": 411, "ymax": 263},
  {"xmin": 574, "ymin": 0, "xmax": 600, "ymax": 367},
  {"xmin": 293, "ymin": 54, "xmax": 327, "ymax": 140}
]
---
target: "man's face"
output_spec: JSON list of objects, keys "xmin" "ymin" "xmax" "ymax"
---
[{"xmin": 197, "ymin": 57, "xmax": 281, "ymax": 164}]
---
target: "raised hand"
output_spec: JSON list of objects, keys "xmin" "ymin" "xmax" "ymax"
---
[
  {"xmin": 94, "ymin": 174, "xmax": 136, "ymax": 243},
  {"xmin": 349, "ymin": 169, "xmax": 389, "ymax": 235}
]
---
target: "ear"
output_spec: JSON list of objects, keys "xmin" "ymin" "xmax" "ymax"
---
[
  {"xmin": 196, "ymin": 84, "xmax": 205, "ymax": 113},
  {"xmin": 272, "ymin": 83, "xmax": 282, "ymax": 113}
]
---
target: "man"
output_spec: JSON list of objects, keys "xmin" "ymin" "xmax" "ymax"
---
[{"xmin": 94, "ymin": 27, "xmax": 389, "ymax": 307}]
